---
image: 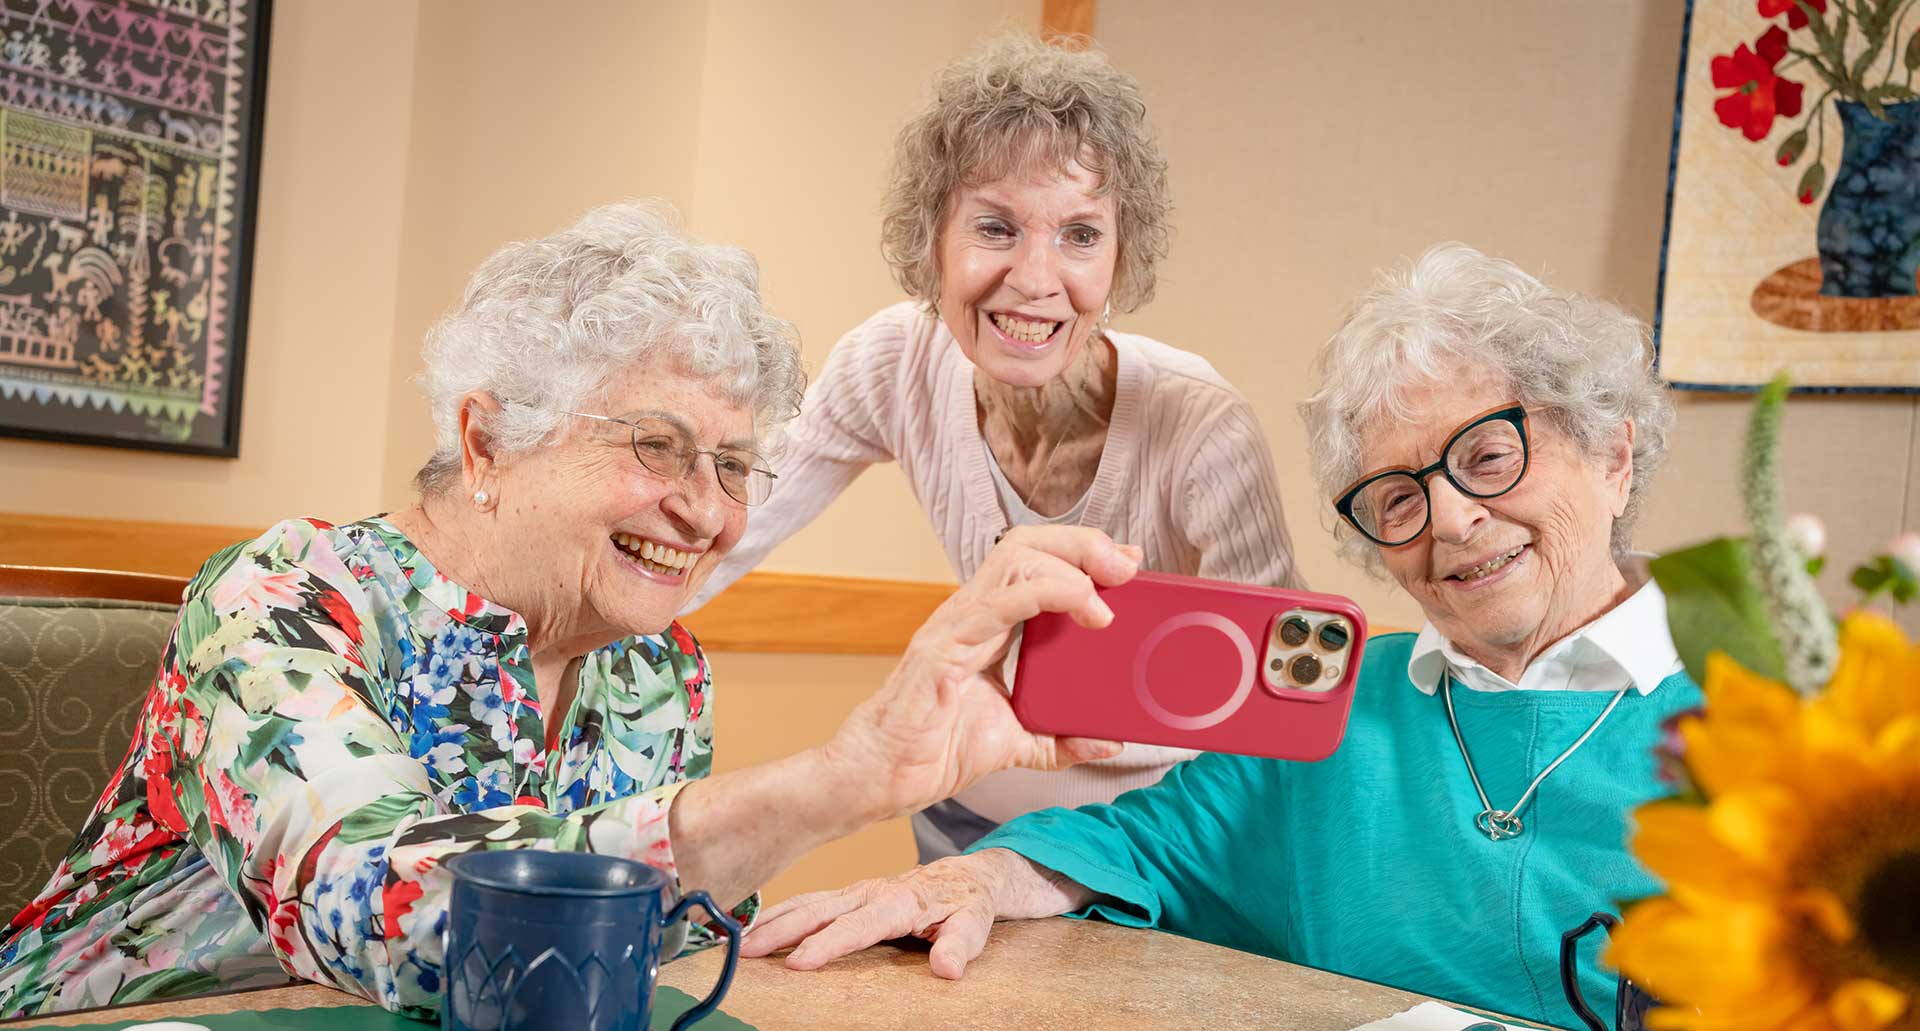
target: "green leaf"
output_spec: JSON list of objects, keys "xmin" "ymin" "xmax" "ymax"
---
[
  {"xmin": 1806, "ymin": 555, "xmax": 1826, "ymax": 577},
  {"xmin": 1777, "ymin": 127, "xmax": 1810, "ymax": 165},
  {"xmin": 1650, "ymin": 537, "xmax": 1787, "ymax": 685},
  {"xmin": 115, "ymin": 968, "xmax": 224, "ymax": 1003},
  {"xmin": 1798, "ymin": 162, "xmax": 1827, "ymax": 203},
  {"xmin": 1892, "ymin": 558, "xmax": 1919, "ymax": 604},
  {"xmin": 1852, "ymin": 561, "xmax": 1891, "ymax": 592},
  {"xmin": 1905, "ymin": 28, "xmax": 1920, "ymax": 72},
  {"xmin": 338, "ymin": 793, "xmax": 431, "ymax": 845}
]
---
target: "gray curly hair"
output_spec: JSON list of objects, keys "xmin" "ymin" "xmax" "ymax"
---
[
  {"xmin": 880, "ymin": 34, "xmax": 1171, "ymax": 313},
  {"xmin": 414, "ymin": 201, "xmax": 806, "ymax": 493},
  {"xmin": 1299, "ymin": 242, "xmax": 1674, "ymax": 575}
]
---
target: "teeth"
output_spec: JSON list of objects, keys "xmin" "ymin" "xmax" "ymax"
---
[
  {"xmin": 612, "ymin": 534, "xmax": 696, "ymax": 574},
  {"xmin": 990, "ymin": 312, "xmax": 1060, "ymax": 344},
  {"xmin": 1456, "ymin": 546, "xmax": 1523, "ymax": 581}
]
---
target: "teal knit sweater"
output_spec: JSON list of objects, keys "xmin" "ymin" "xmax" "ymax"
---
[{"xmin": 971, "ymin": 632, "xmax": 1701, "ymax": 1029}]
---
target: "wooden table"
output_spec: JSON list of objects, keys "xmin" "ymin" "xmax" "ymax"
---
[{"xmin": 3, "ymin": 918, "xmax": 1528, "ymax": 1030}]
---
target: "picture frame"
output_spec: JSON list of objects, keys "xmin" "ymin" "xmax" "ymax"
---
[
  {"xmin": 1655, "ymin": 0, "xmax": 1920, "ymax": 394},
  {"xmin": 0, "ymin": 0, "xmax": 271, "ymax": 456}
]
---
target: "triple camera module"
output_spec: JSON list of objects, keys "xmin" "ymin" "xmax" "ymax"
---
[{"xmin": 1262, "ymin": 610, "xmax": 1352, "ymax": 693}]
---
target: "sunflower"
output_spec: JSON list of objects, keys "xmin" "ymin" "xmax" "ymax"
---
[{"xmin": 1607, "ymin": 612, "xmax": 1920, "ymax": 1031}]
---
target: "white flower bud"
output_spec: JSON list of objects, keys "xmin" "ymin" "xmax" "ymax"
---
[
  {"xmin": 1889, "ymin": 531, "xmax": 1920, "ymax": 574},
  {"xmin": 1784, "ymin": 512, "xmax": 1826, "ymax": 559}
]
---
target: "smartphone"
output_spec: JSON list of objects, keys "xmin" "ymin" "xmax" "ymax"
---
[{"xmin": 1012, "ymin": 571, "xmax": 1368, "ymax": 762}]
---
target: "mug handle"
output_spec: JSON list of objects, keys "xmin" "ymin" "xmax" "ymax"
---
[
  {"xmin": 1559, "ymin": 911, "xmax": 1619, "ymax": 1031},
  {"xmin": 661, "ymin": 890, "xmax": 741, "ymax": 1031}
]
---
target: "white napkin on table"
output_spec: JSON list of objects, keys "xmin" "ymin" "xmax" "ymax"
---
[{"xmin": 1347, "ymin": 1000, "xmax": 1543, "ymax": 1031}]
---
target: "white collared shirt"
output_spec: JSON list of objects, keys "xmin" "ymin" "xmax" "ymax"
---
[{"xmin": 1406, "ymin": 568, "xmax": 1683, "ymax": 696}]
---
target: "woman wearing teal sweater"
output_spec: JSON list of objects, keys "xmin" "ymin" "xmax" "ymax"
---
[{"xmin": 741, "ymin": 242, "xmax": 1694, "ymax": 1030}]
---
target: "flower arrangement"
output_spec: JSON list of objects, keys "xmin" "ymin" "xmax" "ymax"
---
[
  {"xmin": 1713, "ymin": 0, "xmax": 1919, "ymax": 205},
  {"xmin": 1606, "ymin": 375, "xmax": 1920, "ymax": 1031}
]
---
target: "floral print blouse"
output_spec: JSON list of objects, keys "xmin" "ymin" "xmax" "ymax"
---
[{"xmin": 0, "ymin": 517, "xmax": 753, "ymax": 1019}]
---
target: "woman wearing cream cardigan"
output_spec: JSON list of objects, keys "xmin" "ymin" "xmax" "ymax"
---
[{"xmin": 688, "ymin": 36, "xmax": 1301, "ymax": 860}]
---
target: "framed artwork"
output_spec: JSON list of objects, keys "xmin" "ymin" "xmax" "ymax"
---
[
  {"xmin": 0, "ymin": 0, "xmax": 269, "ymax": 455},
  {"xmin": 1656, "ymin": 0, "xmax": 1920, "ymax": 392}
]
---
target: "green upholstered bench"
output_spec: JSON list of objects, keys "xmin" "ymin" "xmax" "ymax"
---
[{"xmin": 0, "ymin": 566, "xmax": 185, "ymax": 917}]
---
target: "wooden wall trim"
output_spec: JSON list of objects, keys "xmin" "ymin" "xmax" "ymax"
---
[{"xmin": 0, "ymin": 511, "xmax": 953, "ymax": 656}]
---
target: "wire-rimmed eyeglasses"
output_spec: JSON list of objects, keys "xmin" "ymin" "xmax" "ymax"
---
[{"xmin": 566, "ymin": 411, "xmax": 776, "ymax": 507}]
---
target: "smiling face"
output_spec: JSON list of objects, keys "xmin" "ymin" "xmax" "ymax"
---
[
  {"xmin": 484, "ymin": 355, "xmax": 754, "ymax": 647},
  {"xmin": 933, "ymin": 158, "xmax": 1119, "ymax": 388},
  {"xmin": 1362, "ymin": 370, "xmax": 1634, "ymax": 675}
]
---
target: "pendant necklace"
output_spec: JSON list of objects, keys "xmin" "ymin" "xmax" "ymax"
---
[
  {"xmin": 989, "ymin": 335, "xmax": 1107, "ymax": 546},
  {"xmin": 1441, "ymin": 677, "xmax": 1629, "ymax": 841}
]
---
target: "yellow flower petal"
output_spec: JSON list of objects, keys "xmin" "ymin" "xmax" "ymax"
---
[
  {"xmin": 1709, "ymin": 785, "xmax": 1810, "ymax": 869},
  {"xmin": 1633, "ymin": 801, "xmax": 1780, "ymax": 896},
  {"xmin": 1827, "ymin": 978, "xmax": 1908, "ymax": 1031},
  {"xmin": 1872, "ymin": 714, "xmax": 1920, "ymax": 763},
  {"xmin": 1610, "ymin": 897, "xmax": 1813, "ymax": 1023},
  {"xmin": 1783, "ymin": 887, "xmax": 1856, "ymax": 945},
  {"xmin": 1627, "ymin": 611, "xmax": 1920, "ymax": 1031},
  {"xmin": 1822, "ymin": 614, "xmax": 1920, "ymax": 741},
  {"xmin": 1686, "ymin": 654, "xmax": 1805, "ymax": 795}
]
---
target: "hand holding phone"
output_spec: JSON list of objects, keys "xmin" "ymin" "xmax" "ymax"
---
[{"xmin": 1011, "ymin": 572, "xmax": 1368, "ymax": 762}]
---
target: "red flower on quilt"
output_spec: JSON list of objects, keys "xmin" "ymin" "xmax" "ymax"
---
[
  {"xmin": 1757, "ymin": 0, "xmax": 1826, "ymax": 29},
  {"xmin": 1711, "ymin": 26, "xmax": 1804, "ymax": 141}
]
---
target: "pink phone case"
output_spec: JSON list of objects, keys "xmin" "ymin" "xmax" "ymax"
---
[{"xmin": 1012, "ymin": 571, "xmax": 1369, "ymax": 762}]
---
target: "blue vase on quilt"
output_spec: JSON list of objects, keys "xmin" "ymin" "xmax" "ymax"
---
[{"xmin": 1816, "ymin": 100, "xmax": 1920, "ymax": 298}]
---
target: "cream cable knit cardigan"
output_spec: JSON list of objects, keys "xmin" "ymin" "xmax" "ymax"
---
[{"xmin": 688, "ymin": 301, "xmax": 1304, "ymax": 818}]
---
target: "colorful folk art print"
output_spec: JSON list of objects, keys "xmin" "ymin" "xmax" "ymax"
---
[
  {"xmin": 1657, "ymin": 0, "xmax": 1920, "ymax": 391},
  {"xmin": 0, "ymin": 0, "xmax": 268, "ymax": 454}
]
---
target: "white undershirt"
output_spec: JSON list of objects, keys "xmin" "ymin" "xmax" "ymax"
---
[
  {"xmin": 981, "ymin": 438, "xmax": 1093, "ymax": 527},
  {"xmin": 1406, "ymin": 560, "xmax": 1683, "ymax": 696}
]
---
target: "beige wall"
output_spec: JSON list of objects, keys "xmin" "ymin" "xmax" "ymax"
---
[
  {"xmin": 3, "ymin": 3, "xmax": 1906, "ymax": 610},
  {"xmin": 1092, "ymin": 0, "xmax": 1916, "ymax": 634},
  {"xmin": 4, "ymin": 2, "xmax": 1914, "ymax": 902},
  {"xmin": 0, "ymin": 0, "xmax": 422, "ymax": 527},
  {"xmin": 378, "ymin": 0, "xmax": 714, "ymax": 504}
]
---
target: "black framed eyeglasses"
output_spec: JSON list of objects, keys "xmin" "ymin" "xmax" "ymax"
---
[
  {"xmin": 1333, "ymin": 405, "xmax": 1531, "ymax": 547},
  {"xmin": 566, "ymin": 411, "xmax": 777, "ymax": 507}
]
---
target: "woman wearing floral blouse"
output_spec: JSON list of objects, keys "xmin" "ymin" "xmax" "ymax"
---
[{"xmin": 0, "ymin": 202, "xmax": 1138, "ymax": 1019}]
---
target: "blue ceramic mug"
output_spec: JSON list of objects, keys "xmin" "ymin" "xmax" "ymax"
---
[
  {"xmin": 443, "ymin": 850, "xmax": 740, "ymax": 1031},
  {"xmin": 1560, "ymin": 911, "xmax": 1657, "ymax": 1031}
]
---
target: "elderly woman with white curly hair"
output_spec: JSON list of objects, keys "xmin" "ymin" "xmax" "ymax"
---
[
  {"xmin": 740, "ymin": 243, "xmax": 1702, "ymax": 1030},
  {"xmin": 690, "ymin": 34, "xmax": 1303, "ymax": 863},
  {"xmin": 0, "ymin": 202, "xmax": 1142, "ymax": 1019}
]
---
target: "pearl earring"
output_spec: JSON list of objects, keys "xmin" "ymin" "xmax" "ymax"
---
[{"xmin": 472, "ymin": 489, "xmax": 489, "ymax": 506}]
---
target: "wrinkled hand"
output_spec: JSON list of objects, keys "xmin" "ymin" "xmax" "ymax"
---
[
  {"xmin": 742, "ymin": 849, "xmax": 1081, "ymax": 978},
  {"xmin": 823, "ymin": 525, "xmax": 1138, "ymax": 820}
]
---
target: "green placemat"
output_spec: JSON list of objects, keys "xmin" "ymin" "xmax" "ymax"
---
[{"xmin": 50, "ymin": 985, "xmax": 755, "ymax": 1030}]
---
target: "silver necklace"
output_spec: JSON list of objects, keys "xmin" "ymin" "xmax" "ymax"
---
[
  {"xmin": 986, "ymin": 336, "xmax": 1110, "ymax": 545},
  {"xmin": 1441, "ymin": 678, "xmax": 1629, "ymax": 841}
]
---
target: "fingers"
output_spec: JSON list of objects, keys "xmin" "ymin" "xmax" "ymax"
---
[
  {"xmin": 948, "ymin": 562, "xmax": 1112, "ymax": 648},
  {"xmin": 740, "ymin": 889, "xmax": 867, "ymax": 958},
  {"xmin": 990, "ymin": 526, "xmax": 1140, "ymax": 588},
  {"xmin": 1011, "ymin": 732, "xmax": 1125, "ymax": 773},
  {"xmin": 1054, "ymin": 735, "xmax": 1125, "ymax": 764},
  {"xmin": 785, "ymin": 888, "xmax": 938, "ymax": 970},
  {"xmin": 926, "ymin": 901, "xmax": 996, "ymax": 980}
]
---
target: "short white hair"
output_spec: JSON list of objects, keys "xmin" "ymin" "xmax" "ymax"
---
[
  {"xmin": 1299, "ymin": 242, "xmax": 1674, "ymax": 574},
  {"xmin": 415, "ymin": 201, "xmax": 806, "ymax": 493}
]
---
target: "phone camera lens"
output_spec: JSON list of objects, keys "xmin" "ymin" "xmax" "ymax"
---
[
  {"xmin": 1288, "ymin": 654, "xmax": 1322, "ymax": 685},
  {"xmin": 1315, "ymin": 621, "xmax": 1350, "ymax": 652},
  {"xmin": 1278, "ymin": 616, "xmax": 1311, "ymax": 647}
]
